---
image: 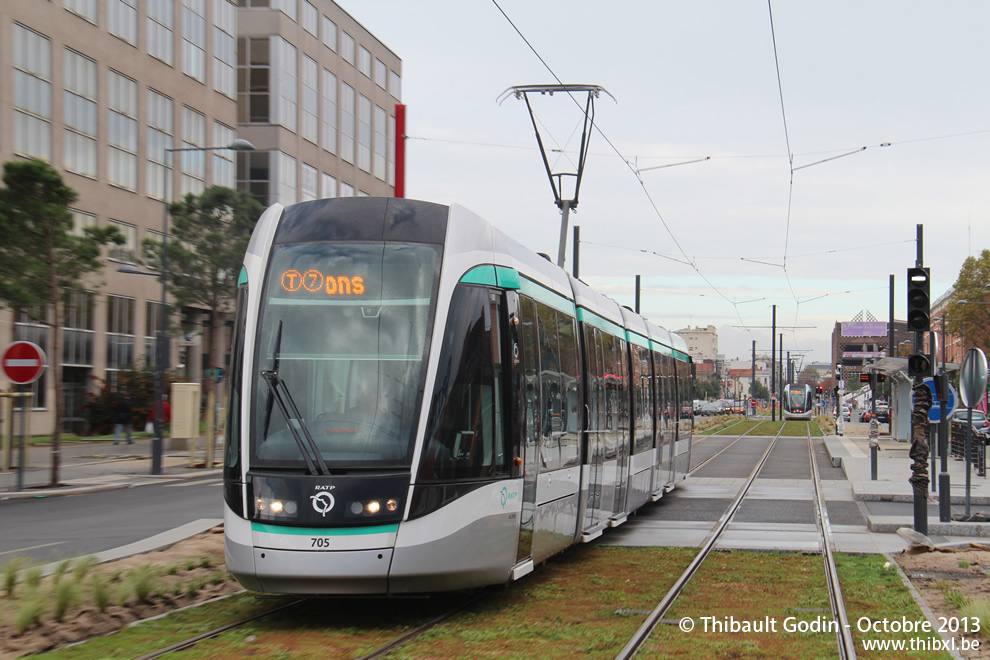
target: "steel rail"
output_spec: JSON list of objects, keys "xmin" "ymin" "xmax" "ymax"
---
[
  {"xmin": 614, "ymin": 425, "xmax": 785, "ymax": 659},
  {"xmin": 807, "ymin": 429, "xmax": 857, "ymax": 659}
]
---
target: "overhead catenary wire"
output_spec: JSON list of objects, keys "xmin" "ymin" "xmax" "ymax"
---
[{"xmin": 490, "ymin": 0, "xmax": 758, "ymax": 343}]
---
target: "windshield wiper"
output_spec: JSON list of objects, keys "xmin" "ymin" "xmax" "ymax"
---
[{"xmin": 260, "ymin": 321, "xmax": 329, "ymax": 475}]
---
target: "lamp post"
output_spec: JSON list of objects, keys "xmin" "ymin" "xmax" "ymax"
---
[{"xmin": 120, "ymin": 139, "xmax": 255, "ymax": 475}]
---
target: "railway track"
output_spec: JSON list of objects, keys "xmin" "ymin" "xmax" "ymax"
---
[
  {"xmin": 616, "ymin": 422, "xmax": 857, "ymax": 659},
  {"xmin": 132, "ymin": 589, "xmax": 492, "ymax": 659}
]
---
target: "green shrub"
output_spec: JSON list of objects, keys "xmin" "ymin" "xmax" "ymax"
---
[
  {"xmin": 23, "ymin": 566, "xmax": 42, "ymax": 590},
  {"xmin": 54, "ymin": 579, "xmax": 79, "ymax": 621},
  {"xmin": 3, "ymin": 557, "xmax": 25, "ymax": 596},
  {"xmin": 73, "ymin": 556, "xmax": 98, "ymax": 583},
  {"xmin": 91, "ymin": 574, "xmax": 110, "ymax": 613},
  {"xmin": 15, "ymin": 591, "xmax": 46, "ymax": 635},
  {"xmin": 131, "ymin": 565, "xmax": 156, "ymax": 603},
  {"xmin": 960, "ymin": 599, "xmax": 990, "ymax": 631},
  {"xmin": 53, "ymin": 559, "xmax": 73, "ymax": 586}
]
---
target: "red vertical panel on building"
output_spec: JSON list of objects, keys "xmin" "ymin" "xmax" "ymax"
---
[{"xmin": 394, "ymin": 104, "xmax": 406, "ymax": 198}]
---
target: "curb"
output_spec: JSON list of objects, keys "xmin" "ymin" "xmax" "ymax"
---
[
  {"xmin": 0, "ymin": 468, "xmax": 222, "ymax": 500},
  {"xmin": 869, "ymin": 516, "xmax": 990, "ymax": 537}
]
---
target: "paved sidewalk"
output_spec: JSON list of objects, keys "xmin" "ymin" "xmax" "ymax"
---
[
  {"xmin": 0, "ymin": 434, "xmax": 222, "ymax": 499},
  {"xmin": 824, "ymin": 423, "xmax": 990, "ymax": 540}
]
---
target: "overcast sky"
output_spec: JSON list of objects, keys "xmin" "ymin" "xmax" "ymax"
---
[{"xmin": 338, "ymin": 0, "xmax": 990, "ymax": 368}]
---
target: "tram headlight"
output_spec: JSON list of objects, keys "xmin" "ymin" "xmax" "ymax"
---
[
  {"xmin": 346, "ymin": 497, "xmax": 401, "ymax": 518},
  {"xmin": 255, "ymin": 497, "xmax": 298, "ymax": 519}
]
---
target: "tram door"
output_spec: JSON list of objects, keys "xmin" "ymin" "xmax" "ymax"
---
[
  {"xmin": 514, "ymin": 294, "xmax": 539, "ymax": 563},
  {"xmin": 583, "ymin": 326, "xmax": 607, "ymax": 530}
]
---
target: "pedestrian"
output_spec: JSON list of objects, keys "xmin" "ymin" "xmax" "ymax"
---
[{"xmin": 114, "ymin": 393, "xmax": 133, "ymax": 445}]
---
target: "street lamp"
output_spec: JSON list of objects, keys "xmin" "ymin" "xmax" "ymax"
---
[{"xmin": 120, "ymin": 138, "xmax": 255, "ymax": 474}]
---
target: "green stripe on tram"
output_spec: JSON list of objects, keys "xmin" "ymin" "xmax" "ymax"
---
[
  {"xmin": 252, "ymin": 522, "xmax": 399, "ymax": 536},
  {"xmin": 578, "ymin": 308, "xmax": 626, "ymax": 339},
  {"xmin": 238, "ymin": 267, "xmax": 248, "ymax": 286}
]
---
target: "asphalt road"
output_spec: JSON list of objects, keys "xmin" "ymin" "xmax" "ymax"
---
[{"xmin": 0, "ymin": 478, "xmax": 223, "ymax": 564}]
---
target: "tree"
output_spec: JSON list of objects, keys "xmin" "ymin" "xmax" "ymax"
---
[
  {"xmin": 0, "ymin": 160, "xmax": 122, "ymax": 486},
  {"xmin": 750, "ymin": 379, "xmax": 769, "ymax": 401},
  {"xmin": 796, "ymin": 366, "xmax": 819, "ymax": 387},
  {"xmin": 945, "ymin": 249, "xmax": 990, "ymax": 355},
  {"xmin": 143, "ymin": 186, "xmax": 262, "ymax": 410}
]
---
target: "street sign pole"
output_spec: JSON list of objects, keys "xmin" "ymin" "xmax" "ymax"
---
[{"xmin": 15, "ymin": 385, "xmax": 26, "ymax": 491}]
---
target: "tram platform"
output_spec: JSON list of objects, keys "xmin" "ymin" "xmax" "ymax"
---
[{"xmin": 824, "ymin": 425, "xmax": 990, "ymax": 538}]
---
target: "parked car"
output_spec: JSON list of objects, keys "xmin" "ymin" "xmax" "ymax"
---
[
  {"xmin": 841, "ymin": 405, "xmax": 852, "ymax": 422},
  {"xmin": 875, "ymin": 406, "xmax": 890, "ymax": 424},
  {"xmin": 859, "ymin": 410, "xmax": 872, "ymax": 423},
  {"xmin": 947, "ymin": 409, "xmax": 989, "ymax": 433}
]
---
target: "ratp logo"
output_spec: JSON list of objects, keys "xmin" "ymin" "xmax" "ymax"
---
[
  {"xmin": 499, "ymin": 486, "xmax": 518, "ymax": 507},
  {"xmin": 310, "ymin": 491, "xmax": 335, "ymax": 516}
]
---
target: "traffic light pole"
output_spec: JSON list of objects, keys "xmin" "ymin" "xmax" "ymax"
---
[{"xmin": 908, "ymin": 224, "xmax": 930, "ymax": 537}]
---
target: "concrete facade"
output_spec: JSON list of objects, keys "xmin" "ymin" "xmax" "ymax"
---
[{"xmin": 0, "ymin": 0, "xmax": 400, "ymax": 435}]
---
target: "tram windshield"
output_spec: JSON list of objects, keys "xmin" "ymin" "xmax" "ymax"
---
[
  {"xmin": 251, "ymin": 242, "xmax": 438, "ymax": 470},
  {"xmin": 785, "ymin": 385, "xmax": 809, "ymax": 411}
]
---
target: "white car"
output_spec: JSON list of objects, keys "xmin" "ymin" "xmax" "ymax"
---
[{"xmin": 841, "ymin": 406, "xmax": 852, "ymax": 422}]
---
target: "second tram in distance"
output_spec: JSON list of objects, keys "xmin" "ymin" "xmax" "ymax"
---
[
  {"xmin": 223, "ymin": 198, "xmax": 694, "ymax": 595},
  {"xmin": 782, "ymin": 383, "xmax": 814, "ymax": 420}
]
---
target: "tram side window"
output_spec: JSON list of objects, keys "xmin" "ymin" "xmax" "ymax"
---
[
  {"xmin": 632, "ymin": 345, "xmax": 652, "ymax": 454},
  {"xmin": 601, "ymin": 332, "xmax": 622, "ymax": 459},
  {"xmin": 584, "ymin": 325, "xmax": 606, "ymax": 437},
  {"xmin": 555, "ymin": 307, "xmax": 580, "ymax": 468},
  {"xmin": 420, "ymin": 285, "xmax": 507, "ymax": 482}
]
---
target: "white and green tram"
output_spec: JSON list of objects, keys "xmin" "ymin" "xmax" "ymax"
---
[{"xmin": 223, "ymin": 197, "xmax": 694, "ymax": 595}]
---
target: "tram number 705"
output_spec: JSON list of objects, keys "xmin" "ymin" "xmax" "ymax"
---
[{"xmin": 311, "ymin": 537, "xmax": 331, "ymax": 548}]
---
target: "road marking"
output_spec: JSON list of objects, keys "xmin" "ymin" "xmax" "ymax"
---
[
  {"xmin": 0, "ymin": 542, "xmax": 64, "ymax": 557},
  {"xmin": 164, "ymin": 479, "xmax": 222, "ymax": 488}
]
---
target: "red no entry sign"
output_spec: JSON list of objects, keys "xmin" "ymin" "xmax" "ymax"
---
[{"xmin": 2, "ymin": 341, "xmax": 46, "ymax": 385}]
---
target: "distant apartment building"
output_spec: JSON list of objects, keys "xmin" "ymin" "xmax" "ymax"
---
[
  {"xmin": 0, "ymin": 0, "xmax": 401, "ymax": 434},
  {"xmin": 829, "ymin": 314, "xmax": 912, "ymax": 385},
  {"xmin": 676, "ymin": 324, "xmax": 718, "ymax": 360}
]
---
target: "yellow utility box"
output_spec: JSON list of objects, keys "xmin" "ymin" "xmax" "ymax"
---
[{"xmin": 169, "ymin": 382, "xmax": 200, "ymax": 450}]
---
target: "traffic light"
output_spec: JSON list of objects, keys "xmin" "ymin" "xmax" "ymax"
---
[
  {"xmin": 906, "ymin": 267, "xmax": 931, "ymax": 332},
  {"xmin": 908, "ymin": 353, "xmax": 931, "ymax": 378}
]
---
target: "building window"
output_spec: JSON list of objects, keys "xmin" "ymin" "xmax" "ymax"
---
[
  {"xmin": 390, "ymin": 70, "xmax": 401, "ymax": 101},
  {"xmin": 322, "ymin": 16, "xmax": 337, "ymax": 51},
  {"xmin": 108, "ymin": 220, "xmax": 137, "ymax": 263},
  {"xmin": 147, "ymin": 89, "xmax": 174, "ymax": 200},
  {"xmin": 213, "ymin": 0, "xmax": 236, "ymax": 98},
  {"xmin": 63, "ymin": 290, "xmax": 95, "ymax": 368},
  {"xmin": 300, "ymin": 164, "xmax": 317, "ymax": 202},
  {"xmin": 109, "ymin": 0, "xmax": 137, "ymax": 45},
  {"xmin": 373, "ymin": 105, "xmax": 386, "ymax": 181},
  {"xmin": 340, "ymin": 82, "xmax": 355, "ymax": 164},
  {"xmin": 341, "ymin": 31, "xmax": 354, "ymax": 65},
  {"xmin": 273, "ymin": 0, "xmax": 296, "ymax": 20},
  {"xmin": 106, "ymin": 295, "xmax": 136, "ymax": 384},
  {"xmin": 301, "ymin": 56, "xmax": 318, "ymax": 144},
  {"xmin": 181, "ymin": 0, "xmax": 206, "ymax": 83},
  {"xmin": 181, "ymin": 106, "xmax": 206, "ymax": 196},
  {"xmin": 63, "ymin": 49, "xmax": 98, "ymax": 177},
  {"xmin": 65, "ymin": 0, "xmax": 98, "ymax": 23},
  {"xmin": 321, "ymin": 173, "xmax": 336, "ymax": 198},
  {"xmin": 374, "ymin": 59, "xmax": 387, "ymax": 89},
  {"xmin": 14, "ymin": 309, "xmax": 48, "ymax": 409},
  {"xmin": 238, "ymin": 36, "xmax": 270, "ymax": 123},
  {"xmin": 108, "ymin": 70, "xmax": 138, "ymax": 190},
  {"xmin": 302, "ymin": 1, "xmax": 318, "ymax": 36},
  {"xmin": 238, "ymin": 150, "xmax": 269, "ymax": 207},
  {"xmin": 358, "ymin": 46, "xmax": 371, "ymax": 78},
  {"xmin": 148, "ymin": 0, "xmax": 175, "ymax": 65},
  {"xmin": 387, "ymin": 113, "xmax": 395, "ymax": 186},
  {"xmin": 339, "ymin": 182, "xmax": 354, "ymax": 197},
  {"xmin": 277, "ymin": 152, "xmax": 296, "ymax": 206},
  {"xmin": 70, "ymin": 210, "xmax": 97, "ymax": 237},
  {"xmin": 12, "ymin": 24, "xmax": 52, "ymax": 161},
  {"xmin": 213, "ymin": 121, "xmax": 236, "ymax": 187},
  {"xmin": 274, "ymin": 37, "xmax": 297, "ymax": 132},
  {"xmin": 357, "ymin": 95, "xmax": 371, "ymax": 173},
  {"xmin": 321, "ymin": 69, "xmax": 337, "ymax": 154}
]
